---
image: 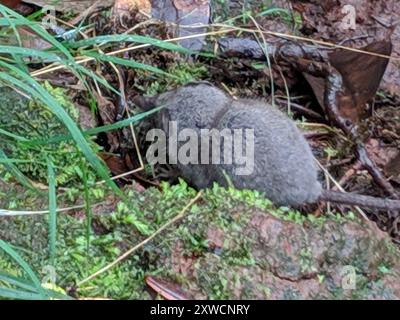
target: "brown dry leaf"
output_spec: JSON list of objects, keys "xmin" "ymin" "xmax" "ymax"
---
[
  {"xmin": 100, "ymin": 153, "xmax": 129, "ymax": 176},
  {"xmin": 94, "ymin": 92, "xmax": 120, "ymax": 151},
  {"xmin": 113, "ymin": 0, "xmax": 151, "ymax": 15},
  {"xmin": 1, "ymin": 0, "xmax": 20, "ymax": 8},
  {"xmin": 94, "ymin": 93, "xmax": 116, "ymax": 124},
  {"xmin": 385, "ymin": 153, "xmax": 400, "ymax": 184},
  {"xmin": 297, "ymin": 0, "xmax": 400, "ymax": 99},
  {"xmin": 77, "ymin": 103, "xmax": 97, "ymax": 130},
  {"xmin": 328, "ymin": 41, "xmax": 392, "ymax": 122},
  {"xmin": 206, "ymin": 225, "xmax": 224, "ymax": 250},
  {"xmin": 17, "ymin": 27, "xmax": 52, "ymax": 50},
  {"xmin": 304, "ymin": 41, "xmax": 392, "ymax": 123},
  {"xmin": 365, "ymin": 138, "xmax": 399, "ymax": 168},
  {"xmin": 152, "ymin": 0, "xmax": 210, "ymax": 51}
]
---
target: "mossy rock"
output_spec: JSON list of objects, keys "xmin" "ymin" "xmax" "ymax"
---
[{"xmin": 0, "ymin": 180, "xmax": 399, "ymax": 300}]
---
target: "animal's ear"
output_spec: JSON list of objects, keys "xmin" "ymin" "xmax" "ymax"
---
[{"xmin": 132, "ymin": 95, "xmax": 158, "ymax": 111}]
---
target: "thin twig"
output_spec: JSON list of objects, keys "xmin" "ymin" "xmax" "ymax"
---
[
  {"xmin": 316, "ymin": 160, "xmax": 369, "ymax": 220},
  {"xmin": 0, "ymin": 202, "xmax": 105, "ymax": 217},
  {"xmin": 30, "ymin": 23, "xmax": 398, "ymax": 78},
  {"xmin": 77, "ymin": 191, "xmax": 203, "ymax": 286},
  {"xmin": 30, "ymin": 29, "xmax": 237, "ymax": 77}
]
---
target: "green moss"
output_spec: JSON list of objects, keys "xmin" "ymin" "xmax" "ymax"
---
[
  {"xmin": 0, "ymin": 182, "xmax": 270, "ymax": 298},
  {"xmin": 0, "ymin": 83, "xmax": 100, "ymax": 186},
  {"xmin": 0, "ymin": 181, "xmax": 399, "ymax": 299},
  {"xmin": 142, "ymin": 62, "xmax": 208, "ymax": 96}
]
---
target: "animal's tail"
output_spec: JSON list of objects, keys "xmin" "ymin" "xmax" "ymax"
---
[{"xmin": 320, "ymin": 190, "xmax": 400, "ymax": 211}]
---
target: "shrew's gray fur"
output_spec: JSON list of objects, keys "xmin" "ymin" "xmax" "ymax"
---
[
  {"xmin": 136, "ymin": 82, "xmax": 322, "ymax": 206},
  {"xmin": 135, "ymin": 83, "xmax": 400, "ymax": 211}
]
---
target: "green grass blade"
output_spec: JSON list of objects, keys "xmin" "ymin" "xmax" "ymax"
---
[
  {"xmin": 82, "ymin": 161, "xmax": 92, "ymax": 254},
  {"xmin": 257, "ymin": 8, "xmax": 292, "ymax": 17},
  {"xmin": 47, "ymin": 157, "xmax": 57, "ymax": 264},
  {"xmin": 83, "ymin": 51, "xmax": 178, "ymax": 79},
  {"xmin": 0, "ymin": 61, "xmax": 124, "ymax": 199},
  {"xmin": 0, "ymin": 18, "xmax": 37, "ymax": 26},
  {"xmin": 0, "ymin": 286, "xmax": 71, "ymax": 300},
  {"xmin": 0, "ymin": 4, "xmax": 74, "ymax": 62},
  {"xmin": 0, "ymin": 45, "xmax": 62, "ymax": 63},
  {"xmin": 69, "ymin": 34, "xmax": 194, "ymax": 55},
  {"xmin": 0, "ymin": 239, "xmax": 48, "ymax": 299},
  {"xmin": 73, "ymin": 62, "xmax": 119, "ymax": 95},
  {"xmin": 0, "ymin": 271, "xmax": 38, "ymax": 292},
  {"xmin": 0, "ymin": 272, "xmax": 73, "ymax": 300},
  {"xmin": 0, "ymin": 148, "xmax": 40, "ymax": 194},
  {"xmin": 0, "ymin": 128, "xmax": 29, "ymax": 142},
  {"xmin": 26, "ymin": 106, "xmax": 163, "ymax": 146},
  {"xmin": 0, "ymin": 4, "xmax": 109, "ymax": 93},
  {"xmin": 0, "ymin": 46, "xmax": 118, "ymax": 94},
  {"xmin": 0, "ymin": 7, "xmax": 27, "ymax": 72},
  {"xmin": 0, "ymin": 287, "xmax": 43, "ymax": 300}
]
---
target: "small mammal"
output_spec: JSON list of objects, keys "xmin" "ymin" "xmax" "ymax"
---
[{"xmin": 134, "ymin": 82, "xmax": 400, "ymax": 210}]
